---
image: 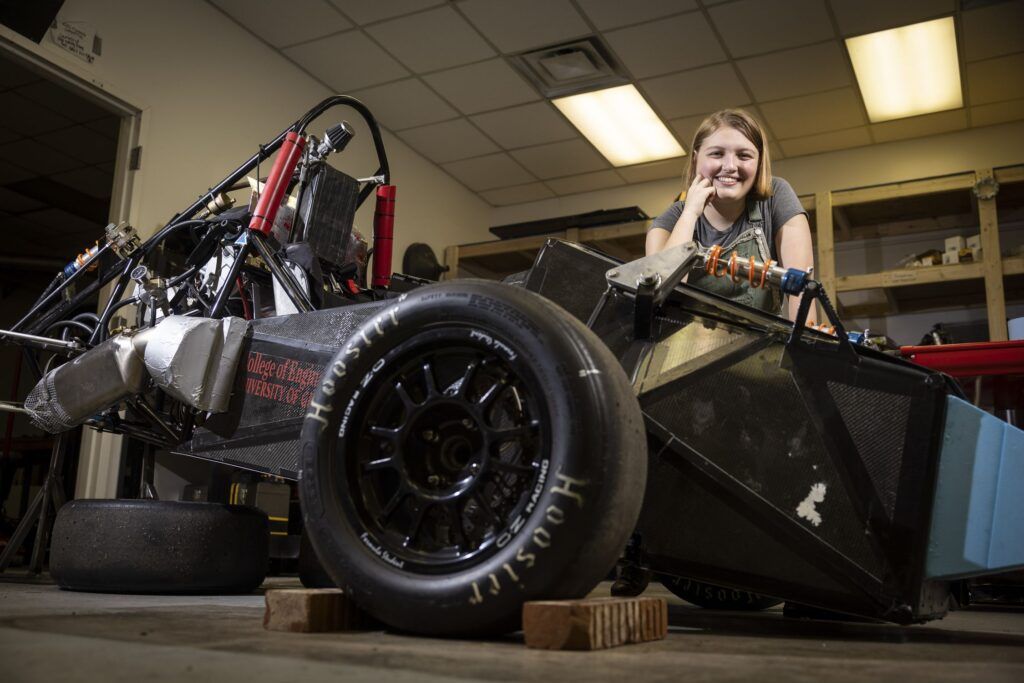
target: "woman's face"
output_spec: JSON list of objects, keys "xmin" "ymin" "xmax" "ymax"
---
[{"xmin": 695, "ymin": 126, "xmax": 759, "ymax": 201}]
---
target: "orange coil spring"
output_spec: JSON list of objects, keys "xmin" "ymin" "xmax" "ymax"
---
[
  {"xmin": 705, "ymin": 244, "xmax": 724, "ymax": 277},
  {"xmin": 705, "ymin": 247, "xmax": 774, "ymax": 289}
]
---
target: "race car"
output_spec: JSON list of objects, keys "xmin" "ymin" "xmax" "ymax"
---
[{"xmin": 2, "ymin": 99, "xmax": 1021, "ymax": 636}]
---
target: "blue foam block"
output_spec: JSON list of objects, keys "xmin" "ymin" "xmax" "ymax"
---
[{"xmin": 926, "ymin": 396, "xmax": 1024, "ymax": 580}]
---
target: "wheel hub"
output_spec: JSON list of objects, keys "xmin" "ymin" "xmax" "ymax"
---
[{"xmin": 404, "ymin": 401, "xmax": 485, "ymax": 499}]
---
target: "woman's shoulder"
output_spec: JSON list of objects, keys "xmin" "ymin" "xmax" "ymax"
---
[{"xmin": 770, "ymin": 175, "xmax": 796, "ymax": 195}]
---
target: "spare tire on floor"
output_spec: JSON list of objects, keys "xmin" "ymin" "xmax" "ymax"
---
[
  {"xmin": 299, "ymin": 280, "xmax": 648, "ymax": 636},
  {"xmin": 661, "ymin": 575, "xmax": 782, "ymax": 611},
  {"xmin": 50, "ymin": 499, "xmax": 268, "ymax": 594}
]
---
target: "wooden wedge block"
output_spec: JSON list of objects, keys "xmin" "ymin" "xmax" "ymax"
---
[
  {"xmin": 522, "ymin": 596, "xmax": 668, "ymax": 650},
  {"xmin": 263, "ymin": 588, "xmax": 368, "ymax": 633}
]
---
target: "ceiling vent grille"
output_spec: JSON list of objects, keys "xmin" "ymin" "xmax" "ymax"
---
[{"xmin": 511, "ymin": 37, "xmax": 627, "ymax": 98}]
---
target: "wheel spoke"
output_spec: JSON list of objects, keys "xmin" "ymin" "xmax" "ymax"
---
[
  {"xmin": 362, "ymin": 455, "xmax": 396, "ymax": 473},
  {"xmin": 445, "ymin": 501, "xmax": 466, "ymax": 550},
  {"xmin": 488, "ymin": 419, "xmax": 540, "ymax": 445},
  {"xmin": 380, "ymin": 488, "xmax": 410, "ymax": 526},
  {"xmin": 369, "ymin": 424, "xmax": 400, "ymax": 441},
  {"xmin": 477, "ymin": 377, "xmax": 506, "ymax": 411},
  {"xmin": 403, "ymin": 502, "xmax": 430, "ymax": 548},
  {"xmin": 422, "ymin": 361, "xmax": 439, "ymax": 398},
  {"xmin": 449, "ymin": 360, "xmax": 479, "ymax": 398},
  {"xmin": 394, "ymin": 380, "xmax": 417, "ymax": 411}
]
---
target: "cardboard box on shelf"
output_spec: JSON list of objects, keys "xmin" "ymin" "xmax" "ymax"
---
[
  {"xmin": 966, "ymin": 234, "xmax": 981, "ymax": 251},
  {"xmin": 945, "ymin": 235, "xmax": 966, "ymax": 253},
  {"xmin": 943, "ymin": 251, "xmax": 959, "ymax": 265}
]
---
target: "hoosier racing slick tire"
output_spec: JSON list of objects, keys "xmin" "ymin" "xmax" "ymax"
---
[
  {"xmin": 661, "ymin": 576, "xmax": 782, "ymax": 611},
  {"xmin": 49, "ymin": 499, "xmax": 268, "ymax": 594},
  {"xmin": 299, "ymin": 280, "xmax": 647, "ymax": 635}
]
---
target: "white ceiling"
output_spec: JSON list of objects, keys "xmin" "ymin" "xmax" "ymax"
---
[{"xmin": 209, "ymin": 0, "xmax": 1024, "ymax": 207}]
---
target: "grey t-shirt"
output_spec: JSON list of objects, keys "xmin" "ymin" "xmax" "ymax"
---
[{"xmin": 650, "ymin": 176, "xmax": 806, "ymax": 261}]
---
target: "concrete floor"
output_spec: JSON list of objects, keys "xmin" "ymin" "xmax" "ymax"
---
[{"xmin": 2, "ymin": 577, "xmax": 1023, "ymax": 683}]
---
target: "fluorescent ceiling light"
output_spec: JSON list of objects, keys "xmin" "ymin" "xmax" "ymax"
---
[
  {"xmin": 846, "ymin": 17, "xmax": 962, "ymax": 123},
  {"xmin": 553, "ymin": 85, "xmax": 685, "ymax": 166}
]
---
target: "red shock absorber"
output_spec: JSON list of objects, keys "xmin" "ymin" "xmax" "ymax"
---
[
  {"xmin": 372, "ymin": 185, "xmax": 396, "ymax": 288},
  {"xmin": 249, "ymin": 131, "xmax": 306, "ymax": 236}
]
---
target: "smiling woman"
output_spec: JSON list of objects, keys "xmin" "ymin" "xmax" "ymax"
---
[{"xmin": 645, "ymin": 109, "xmax": 815, "ymax": 322}]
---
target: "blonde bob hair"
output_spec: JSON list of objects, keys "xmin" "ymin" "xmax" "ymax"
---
[{"xmin": 685, "ymin": 109, "xmax": 773, "ymax": 199}]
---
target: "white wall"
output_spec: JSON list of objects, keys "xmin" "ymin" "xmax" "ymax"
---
[
  {"xmin": 9, "ymin": 0, "xmax": 491, "ymax": 263},
  {"xmin": 490, "ymin": 120, "xmax": 1024, "ymax": 226},
  {"xmin": 488, "ymin": 121, "xmax": 1024, "ymax": 345}
]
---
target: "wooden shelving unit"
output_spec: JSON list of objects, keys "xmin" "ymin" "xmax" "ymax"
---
[{"xmin": 445, "ymin": 166, "xmax": 1024, "ymax": 341}]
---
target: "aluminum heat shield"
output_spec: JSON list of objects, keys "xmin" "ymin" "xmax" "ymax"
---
[
  {"xmin": 143, "ymin": 315, "xmax": 247, "ymax": 413},
  {"xmin": 24, "ymin": 334, "xmax": 148, "ymax": 433}
]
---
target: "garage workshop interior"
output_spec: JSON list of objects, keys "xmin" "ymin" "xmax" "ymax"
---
[{"xmin": 1, "ymin": 0, "xmax": 1024, "ymax": 680}]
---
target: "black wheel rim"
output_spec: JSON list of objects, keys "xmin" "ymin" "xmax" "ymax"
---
[{"xmin": 341, "ymin": 327, "xmax": 549, "ymax": 573}]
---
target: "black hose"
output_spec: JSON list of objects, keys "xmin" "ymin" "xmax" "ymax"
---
[{"xmin": 44, "ymin": 320, "xmax": 95, "ymax": 338}]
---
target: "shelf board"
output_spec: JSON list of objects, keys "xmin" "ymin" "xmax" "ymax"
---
[{"xmin": 831, "ymin": 172, "xmax": 975, "ymax": 207}]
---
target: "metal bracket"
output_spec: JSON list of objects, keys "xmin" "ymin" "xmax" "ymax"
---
[{"xmin": 607, "ymin": 243, "xmax": 699, "ymax": 341}]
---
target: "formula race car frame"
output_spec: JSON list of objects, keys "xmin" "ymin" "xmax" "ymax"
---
[{"xmin": 1, "ymin": 98, "xmax": 1021, "ymax": 636}]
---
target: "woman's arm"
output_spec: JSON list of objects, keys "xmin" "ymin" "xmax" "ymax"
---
[
  {"xmin": 646, "ymin": 176, "xmax": 715, "ymax": 256},
  {"xmin": 775, "ymin": 213, "xmax": 816, "ymax": 323}
]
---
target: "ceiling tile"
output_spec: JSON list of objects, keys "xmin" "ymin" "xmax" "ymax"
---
[
  {"xmin": 479, "ymin": 182, "xmax": 555, "ymax": 205},
  {"xmin": 366, "ymin": 6, "xmax": 494, "ymax": 72},
  {"xmin": 546, "ymin": 170, "xmax": 625, "ymax": 195},
  {"xmin": 211, "ymin": 0, "xmax": 350, "ymax": 48},
  {"xmin": 962, "ymin": 1, "xmax": 1024, "ymax": 62},
  {"xmin": 20, "ymin": 207, "xmax": 98, "ymax": 235},
  {"xmin": 738, "ymin": 42, "xmax": 851, "ymax": 102},
  {"xmin": 442, "ymin": 153, "xmax": 535, "ymax": 191},
  {"xmin": 768, "ymin": 140, "xmax": 785, "ymax": 161},
  {"xmin": 0, "ymin": 126, "xmax": 19, "ymax": 145},
  {"xmin": 0, "ymin": 91, "xmax": 73, "ymax": 136},
  {"xmin": 396, "ymin": 118, "xmax": 499, "ymax": 163},
  {"xmin": 668, "ymin": 113, "xmax": 715, "ymax": 150},
  {"xmin": 0, "ymin": 186, "xmax": 45, "ymax": 213},
  {"xmin": 870, "ymin": 109, "xmax": 967, "ymax": 143},
  {"xmin": 424, "ymin": 59, "xmax": 539, "ymax": 114},
  {"xmin": 829, "ymin": 0, "xmax": 954, "ymax": 38},
  {"xmin": 327, "ymin": 0, "xmax": 445, "ymax": 25},
  {"xmin": 970, "ymin": 99, "xmax": 1024, "ymax": 128},
  {"xmin": 966, "ymin": 53, "xmax": 1024, "ymax": 106},
  {"xmin": 50, "ymin": 167, "xmax": 115, "ymax": 199},
  {"xmin": 510, "ymin": 139, "xmax": 609, "ymax": 179},
  {"xmin": 0, "ymin": 58, "xmax": 40, "ymax": 89},
  {"xmin": 708, "ymin": 0, "xmax": 833, "ymax": 58},
  {"xmin": 604, "ymin": 12, "xmax": 726, "ymax": 79},
  {"xmin": 0, "ymin": 159, "xmax": 32, "ymax": 185},
  {"xmin": 350, "ymin": 79, "xmax": 458, "ymax": 130},
  {"xmin": 469, "ymin": 102, "xmax": 576, "ymax": 149},
  {"xmin": 284, "ymin": 30, "xmax": 409, "ymax": 91},
  {"xmin": 576, "ymin": 0, "xmax": 697, "ymax": 30},
  {"xmin": 17, "ymin": 81, "xmax": 111, "ymax": 123},
  {"xmin": 779, "ymin": 126, "xmax": 871, "ymax": 157},
  {"xmin": 759, "ymin": 88, "xmax": 866, "ymax": 138},
  {"xmin": 44, "ymin": 125, "xmax": 118, "ymax": 165},
  {"xmin": 86, "ymin": 117, "xmax": 120, "ymax": 140},
  {"xmin": 617, "ymin": 158, "xmax": 686, "ymax": 184},
  {"xmin": 457, "ymin": 0, "xmax": 589, "ymax": 53},
  {"xmin": 0, "ymin": 139, "xmax": 82, "ymax": 176},
  {"xmin": 640, "ymin": 64, "xmax": 749, "ymax": 119}
]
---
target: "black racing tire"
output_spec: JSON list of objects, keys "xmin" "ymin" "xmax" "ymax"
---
[
  {"xmin": 297, "ymin": 532, "xmax": 335, "ymax": 588},
  {"xmin": 49, "ymin": 499, "xmax": 269, "ymax": 594},
  {"xmin": 299, "ymin": 280, "xmax": 647, "ymax": 635},
  {"xmin": 661, "ymin": 576, "xmax": 782, "ymax": 611}
]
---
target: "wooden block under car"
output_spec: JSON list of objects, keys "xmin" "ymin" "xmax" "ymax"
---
[
  {"xmin": 522, "ymin": 597, "xmax": 668, "ymax": 650},
  {"xmin": 263, "ymin": 588, "xmax": 369, "ymax": 633}
]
